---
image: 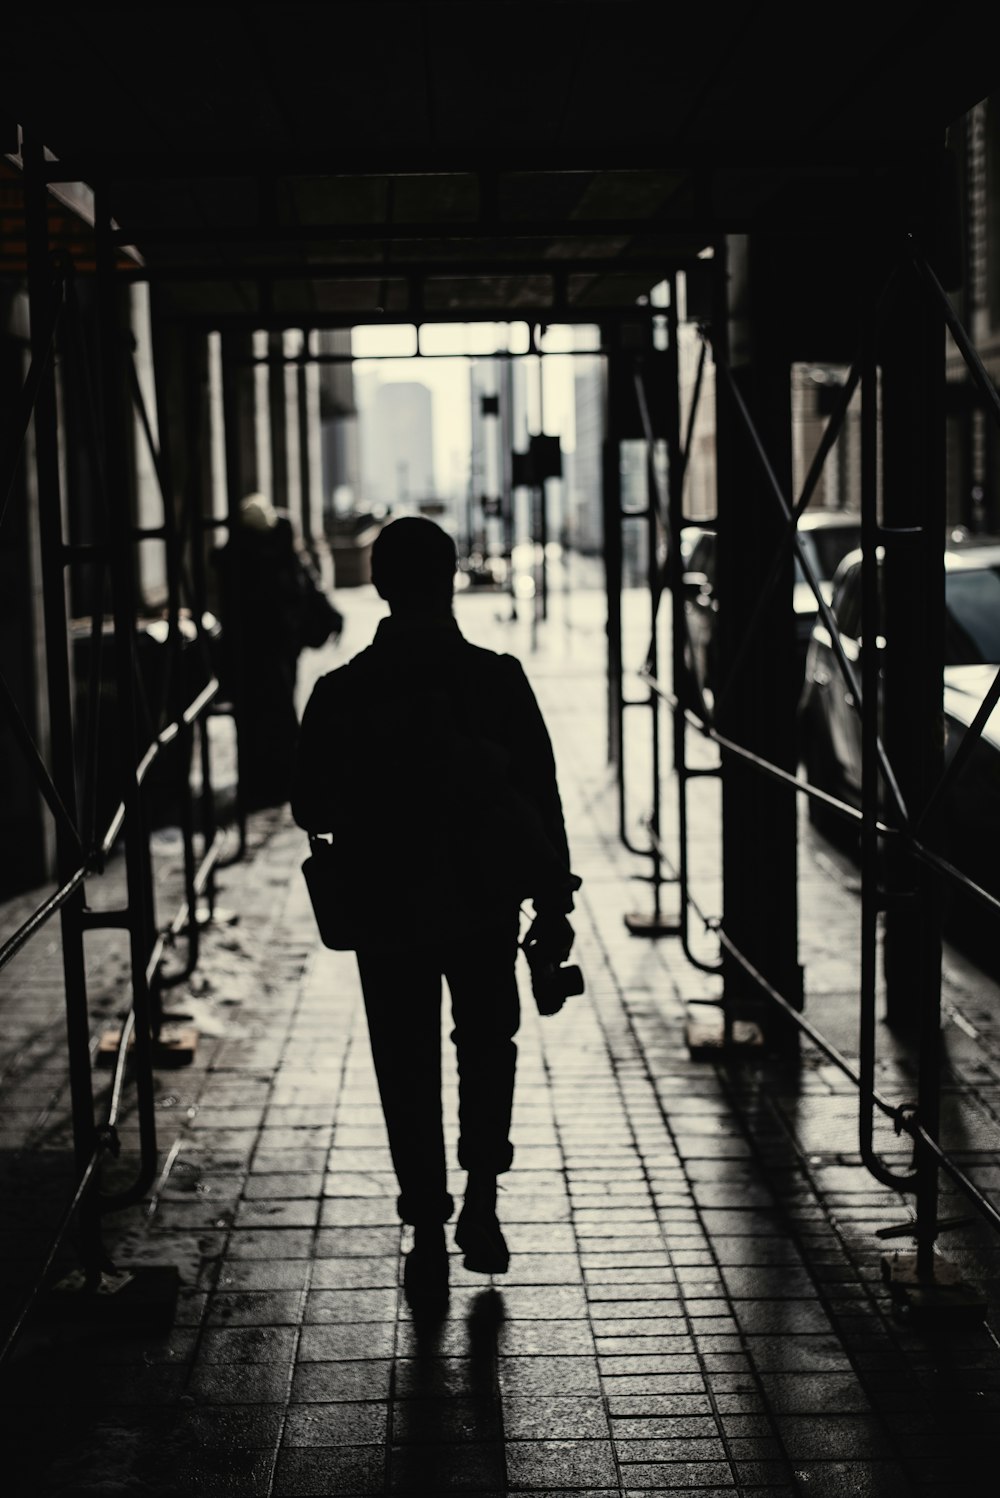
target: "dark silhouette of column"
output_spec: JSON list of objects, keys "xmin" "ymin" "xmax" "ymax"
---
[{"xmin": 715, "ymin": 235, "xmax": 802, "ymax": 1047}]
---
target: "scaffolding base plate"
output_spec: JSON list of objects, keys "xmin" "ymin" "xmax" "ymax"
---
[
  {"xmin": 625, "ymin": 912, "xmax": 681, "ymax": 938},
  {"xmin": 685, "ymin": 1012, "xmax": 765, "ymax": 1059},
  {"xmin": 97, "ymin": 1022, "xmax": 198, "ymax": 1068},
  {"xmin": 881, "ymin": 1251, "xmax": 987, "ymax": 1322},
  {"xmin": 39, "ymin": 1265, "xmax": 179, "ymax": 1333},
  {"xmin": 154, "ymin": 1023, "xmax": 199, "ymax": 1067}
]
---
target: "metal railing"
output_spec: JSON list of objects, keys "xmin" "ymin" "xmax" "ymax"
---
[{"xmin": 0, "ymin": 142, "xmax": 233, "ymax": 1364}]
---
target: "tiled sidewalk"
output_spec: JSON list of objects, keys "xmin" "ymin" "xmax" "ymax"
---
[{"xmin": 2, "ymin": 582, "xmax": 999, "ymax": 1496}]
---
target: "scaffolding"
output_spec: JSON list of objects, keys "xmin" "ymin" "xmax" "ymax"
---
[{"xmin": 610, "ymin": 246, "xmax": 1000, "ymax": 1315}]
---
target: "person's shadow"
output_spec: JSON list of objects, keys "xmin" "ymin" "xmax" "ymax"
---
[
  {"xmin": 466, "ymin": 1286, "xmax": 505, "ymax": 1396},
  {"xmin": 390, "ymin": 1289, "xmax": 506, "ymax": 1490}
]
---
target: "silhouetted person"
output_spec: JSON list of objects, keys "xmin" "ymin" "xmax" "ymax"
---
[
  {"xmin": 291, "ymin": 517, "xmax": 578, "ymax": 1303},
  {"xmin": 213, "ymin": 493, "xmax": 342, "ymax": 810}
]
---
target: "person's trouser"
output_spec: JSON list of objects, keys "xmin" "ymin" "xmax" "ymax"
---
[{"xmin": 355, "ymin": 917, "xmax": 521, "ymax": 1226}]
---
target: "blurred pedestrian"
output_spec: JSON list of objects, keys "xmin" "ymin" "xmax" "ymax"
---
[{"xmin": 214, "ymin": 493, "xmax": 342, "ymax": 811}]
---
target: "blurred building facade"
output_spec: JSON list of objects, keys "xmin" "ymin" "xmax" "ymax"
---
[
  {"xmin": 357, "ymin": 379, "xmax": 435, "ymax": 511},
  {"xmin": 948, "ymin": 90, "xmax": 1000, "ymax": 533}
]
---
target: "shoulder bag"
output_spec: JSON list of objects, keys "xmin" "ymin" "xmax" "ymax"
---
[{"xmin": 301, "ymin": 834, "xmax": 358, "ymax": 950}]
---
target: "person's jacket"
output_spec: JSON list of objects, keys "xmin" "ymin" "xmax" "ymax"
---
[{"xmin": 291, "ymin": 614, "xmax": 578, "ymax": 942}]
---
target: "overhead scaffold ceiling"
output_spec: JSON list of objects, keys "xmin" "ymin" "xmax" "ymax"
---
[{"xmin": 2, "ymin": 4, "xmax": 997, "ymax": 327}]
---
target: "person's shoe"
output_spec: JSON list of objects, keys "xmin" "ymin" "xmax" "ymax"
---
[
  {"xmin": 403, "ymin": 1229, "xmax": 449, "ymax": 1308},
  {"xmin": 454, "ymin": 1200, "xmax": 510, "ymax": 1274}
]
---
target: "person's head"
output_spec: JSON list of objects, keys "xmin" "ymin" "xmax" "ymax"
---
[
  {"xmin": 239, "ymin": 492, "xmax": 278, "ymax": 532},
  {"xmin": 370, "ymin": 516, "xmax": 457, "ymax": 615}
]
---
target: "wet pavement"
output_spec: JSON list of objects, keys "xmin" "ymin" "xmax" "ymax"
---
[{"xmin": 1, "ymin": 575, "xmax": 999, "ymax": 1496}]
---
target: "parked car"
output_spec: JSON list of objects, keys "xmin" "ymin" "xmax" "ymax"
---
[
  {"xmin": 798, "ymin": 533, "xmax": 1000, "ymax": 916},
  {"xmin": 680, "ymin": 526, "xmax": 719, "ymax": 701},
  {"xmin": 680, "ymin": 510, "xmax": 862, "ymax": 707}
]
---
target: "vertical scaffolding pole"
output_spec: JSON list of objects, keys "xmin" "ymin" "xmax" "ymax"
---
[
  {"xmin": 626, "ymin": 373, "xmax": 670, "ymax": 935},
  {"xmin": 500, "ymin": 343, "xmax": 517, "ymax": 620},
  {"xmin": 536, "ymin": 333, "xmax": 549, "ymax": 624},
  {"xmin": 601, "ymin": 331, "xmax": 624, "ymax": 771},
  {"xmin": 880, "ymin": 253, "xmax": 946, "ymax": 1278},
  {"xmin": 147, "ymin": 292, "xmax": 200, "ymax": 977},
  {"xmin": 23, "ymin": 135, "xmax": 103, "ymax": 1278},
  {"xmin": 95, "ymin": 183, "xmax": 159, "ymax": 1192},
  {"xmin": 184, "ymin": 330, "xmax": 218, "ymax": 918},
  {"xmin": 602, "ymin": 317, "xmax": 678, "ymax": 934},
  {"xmin": 268, "ymin": 330, "xmax": 289, "ymax": 512},
  {"xmin": 661, "ymin": 277, "xmax": 696, "ymax": 946},
  {"xmin": 858, "ymin": 297, "xmax": 885, "ymax": 1182},
  {"xmin": 219, "ymin": 330, "xmax": 254, "ymax": 857},
  {"xmin": 297, "ymin": 334, "xmax": 314, "ymax": 554}
]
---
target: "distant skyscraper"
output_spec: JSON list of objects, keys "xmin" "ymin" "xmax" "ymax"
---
[
  {"xmin": 572, "ymin": 333, "xmax": 605, "ymax": 556},
  {"xmin": 358, "ymin": 380, "xmax": 436, "ymax": 510}
]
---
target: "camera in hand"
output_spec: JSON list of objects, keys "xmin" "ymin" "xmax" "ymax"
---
[{"xmin": 525, "ymin": 945, "xmax": 585, "ymax": 1016}]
